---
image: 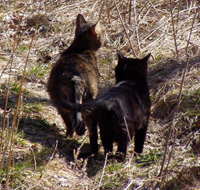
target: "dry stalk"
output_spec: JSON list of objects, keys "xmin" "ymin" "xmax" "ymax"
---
[
  {"xmin": 136, "ymin": 0, "xmax": 149, "ymax": 21},
  {"xmin": 123, "ymin": 116, "xmax": 131, "ymax": 142},
  {"xmin": 98, "ymin": 153, "xmax": 108, "ymax": 188},
  {"xmin": 149, "ymin": 1, "xmax": 159, "ymax": 17},
  {"xmin": 30, "ymin": 146, "xmax": 37, "ymax": 171},
  {"xmin": 133, "ymin": 0, "xmax": 141, "ymax": 51},
  {"xmin": 114, "ymin": 0, "xmax": 137, "ymax": 57},
  {"xmin": 169, "ymin": 0, "xmax": 179, "ymax": 60},
  {"xmin": 5, "ymin": 150, "xmax": 13, "ymax": 189},
  {"xmin": 0, "ymin": 117, "xmax": 10, "ymax": 177},
  {"xmin": 124, "ymin": 179, "xmax": 134, "ymax": 190},
  {"xmin": 165, "ymin": 127, "xmax": 178, "ymax": 172},
  {"xmin": 0, "ymin": 1, "xmax": 28, "ymax": 179},
  {"xmin": 3, "ymin": 1, "xmax": 42, "ymax": 188},
  {"xmin": 176, "ymin": 0, "xmax": 181, "ymax": 29},
  {"xmin": 128, "ymin": 0, "xmax": 132, "ymax": 24},
  {"xmin": 157, "ymin": 3, "xmax": 198, "ymax": 188},
  {"xmin": 40, "ymin": 140, "xmax": 58, "ymax": 179},
  {"xmin": 0, "ymin": 23, "xmax": 23, "ymax": 159},
  {"xmin": 109, "ymin": 0, "xmax": 125, "ymax": 12},
  {"xmin": 98, "ymin": 0, "xmax": 106, "ymax": 21},
  {"xmin": 72, "ymin": 138, "xmax": 86, "ymax": 168}
]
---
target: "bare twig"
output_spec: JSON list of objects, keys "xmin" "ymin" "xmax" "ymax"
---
[
  {"xmin": 114, "ymin": 0, "xmax": 137, "ymax": 57},
  {"xmin": 123, "ymin": 116, "xmax": 131, "ymax": 142},
  {"xmin": 30, "ymin": 146, "xmax": 37, "ymax": 171},
  {"xmin": 169, "ymin": 0, "xmax": 179, "ymax": 60},
  {"xmin": 133, "ymin": 0, "xmax": 141, "ymax": 51},
  {"xmin": 124, "ymin": 179, "xmax": 134, "ymax": 190},
  {"xmin": 176, "ymin": 0, "xmax": 181, "ymax": 30},
  {"xmin": 0, "ymin": 1, "xmax": 28, "ymax": 179},
  {"xmin": 98, "ymin": 0, "xmax": 106, "ymax": 21},
  {"xmin": 128, "ymin": 0, "xmax": 132, "ymax": 24},
  {"xmin": 98, "ymin": 153, "xmax": 108, "ymax": 188},
  {"xmin": 40, "ymin": 140, "xmax": 58, "ymax": 179},
  {"xmin": 5, "ymin": 150, "xmax": 13, "ymax": 189},
  {"xmin": 4, "ymin": 1, "xmax": 42, "ymax": 188},
  {"xmin": 165, "ymin": 128, "xmax": 178, "ymax": 172},
  {"xmin": 157, "ymin": 4, "xmax": 198, "ymax": 188}
]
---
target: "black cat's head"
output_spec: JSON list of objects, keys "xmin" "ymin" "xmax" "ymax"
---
[
  {"xmin": 75, "ymin": 14, "xmax": 105, "ymax": 51},
  {"xmin": 115, "ymin": 51, "xmax": 151, "ymax": 84}
]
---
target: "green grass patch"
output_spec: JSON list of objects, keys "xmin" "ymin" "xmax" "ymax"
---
[
  {"xmin": 0, "ymin": 55, "xmax": 8, "ymax": 61},
  {"xmin": 17, "ymin": 45, "xmax": 29, "ymax": 51},
  {"xmin": 26, "ymin": 64, "xmax": 51, "ymax": 79},
  {"xmin": 0, "ymin": 145, "xmax": 53, "ymax": 188},
  {"xmin": 0, "ymin": 81, "xmax": 28, "ymax": 95},
  {"xmin": 135, "ymin": 149, "xmax": 163, "ymax": 167},
  {"xmin": 98, "ymin": 160, "xmax": 129, "ymax": 189},
  {"xmin": 155, "ymin": 55, "xmax": 162, "ymax": 61},
  {"xmin": 22, "ymin": 102, "xmax": 43, "ymax": 114}
]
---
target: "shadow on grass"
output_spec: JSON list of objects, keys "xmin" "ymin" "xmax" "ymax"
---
[
  {"xmin": 0, "ymin": 79, "xmax": 109, "ymax": 180},
  {"xmin": 148, "ymin": 55, "xmax": 200, "ymax": 90},
  {"xmin": 148, "ymin": 56, "xmax": 200, "ymax": 120},
  {"xmin": 18, "ymin": 115, "xmax": 105, "ymax": 177},
  {"xmin": 162, "ymin": 166, "xmax": 200, "ymax": 190}
]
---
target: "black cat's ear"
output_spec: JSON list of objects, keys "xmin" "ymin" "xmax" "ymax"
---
[
  {"xmin": 117, "ymin": 50, "xmax": 124, "ymax": 61},
  {"xmin": 76, "ymin": 14, "xmax": 87, "ymax": 33},
  {"xmin": 142, "ymin": 53, "xmax": 151, "ymax": 62}
]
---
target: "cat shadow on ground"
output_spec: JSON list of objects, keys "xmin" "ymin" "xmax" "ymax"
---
[
  {"xmin": 15, "ymin": 94, "xmax": 106, "ymax": 176},
  {"xmin": 0, "ymin": 88, "xmax": 105, "ymax": 177}
]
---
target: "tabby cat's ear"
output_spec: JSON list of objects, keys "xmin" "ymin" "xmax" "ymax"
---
[
  {"xmin": 117, "ymin": 50, "xmax": 124, "ymax": 61},
  {"xmin": 76, "ymin": 14, "xmax": 87, "ymax": 33},
  {"xmin": 90, "ymin": 22, "xmax": 102, "ymax": 37}
]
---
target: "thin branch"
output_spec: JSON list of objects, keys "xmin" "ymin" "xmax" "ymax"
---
[
  {"xmin": 156, "ymin": 5, "xmax": 198, "ymax": 188},
  {"xmin": 4, "ymin": 1, "xmax": 42, "ymax": 188},
  {"xmin": 5, "ymin": 150, "xmax": 13, "ymax": 189},
  {"xmin": 0, "ymin": 1, "xmax": 28, "ymax": 178},
  {"xmin": 98, "ymin": 153, "xmax": 108, "ymax": 188},
  {"xmin": 133, "ymin": 0, "xmax": 141, "ymax": 51},
  {"xmin": 40, "ymin": 140, "xmax": 58, "ymax": 179},
  {"xmin": 128, "ymin": 0, "xmax": 132, "ymax": 24},
  {"xmin": 123, "ymin": 116, "xmax": 131, "ymax": 142},
  {"xmin": 30, "ymin": 146, "xmax": 37, "ymax": 171},
  {"xmin": 169, "ymin": 0, "xmax": 179, "ymax": 60},
  {"xmin": 114, "ymin": 0, "xmax": 137, "ymax": 57},
  {"xmin": 98, "ymin": 0, "xmax": 106, "ymax": 21}
]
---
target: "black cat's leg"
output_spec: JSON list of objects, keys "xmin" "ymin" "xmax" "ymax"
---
[
  {"xmin": 86, "ymin": 117, "xmax": 98, "ymax": 155},
  {"xmin": 99, "ymin": 128, "xmax": 113, "ymax": 157},
  {"xmin": 116, "ymin": 131, "xmax": 128, "ymax": 161},
  {"xmin": 134, "ymin": 124, "xmax": 148, "ymax": 154}
]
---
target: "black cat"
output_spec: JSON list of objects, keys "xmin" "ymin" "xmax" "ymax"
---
[
  {"xmin": 47, "ymin": 14, "xmax": 104, "ymax": 137},
  {"xmin": 55, "ymin": 51, "xmax": 151, "ymax": 161}
]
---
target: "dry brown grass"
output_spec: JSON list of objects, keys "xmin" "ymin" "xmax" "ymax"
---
[{"xmin": 0, "ymin": 0, "xmax": 200, "ymax": 189}]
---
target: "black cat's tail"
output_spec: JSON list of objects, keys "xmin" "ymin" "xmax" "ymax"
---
[{"xmin": 54, "ymin": 99, "xmax": 103, "ymax": 113}]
